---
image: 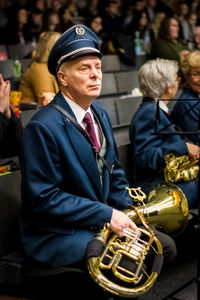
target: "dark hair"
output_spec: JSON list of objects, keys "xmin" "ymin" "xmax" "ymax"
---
[{"xmin": 158, "ymin": 16, "xmax": 179, "ymax": 41}]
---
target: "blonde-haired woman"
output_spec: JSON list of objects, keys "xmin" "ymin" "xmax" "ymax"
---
[
  {"xmin": 150, "ymin": 11, "xmax": 166, "ymax": 40},
  {"xmin": 173, "ymin": 50, "xmax": 200, "ymax": 145},
  {"xmin": 19, "ymin": 31, "xmax": 60, "ymax": 105}
]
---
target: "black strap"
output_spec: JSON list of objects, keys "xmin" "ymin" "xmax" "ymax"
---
[{"xmin": 51, "ymin": 103, "xmax": 113, "ymax": 174}]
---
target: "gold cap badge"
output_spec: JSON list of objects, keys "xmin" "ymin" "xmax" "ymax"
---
[{"xmin": 75, "ymin": 26, "xmax": 85, "ymax": 35}]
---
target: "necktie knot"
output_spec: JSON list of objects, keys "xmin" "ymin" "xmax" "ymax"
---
[
  {"xmin": 83, "ymin": 112, "xmax": 100, "ymax": 151},
  {"xmin": 83, "ymin": 112, "xmax": 93, "ymax": 125}
]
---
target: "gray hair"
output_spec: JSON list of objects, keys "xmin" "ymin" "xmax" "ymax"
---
[{"xmin": 138, "ymin": 58, "xmax": 179, "ymax": 99}]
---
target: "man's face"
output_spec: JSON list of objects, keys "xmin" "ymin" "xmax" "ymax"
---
[{"xmin": 59, "ymin": 56, "xmax": 102, "ymax": 107}]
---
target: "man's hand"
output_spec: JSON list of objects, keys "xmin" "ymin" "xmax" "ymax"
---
[
  {"xmin": 0, "ymin": 73, "xmax": 11, "ymax": 118},
  {"xmin": 186, "ymin": 142, "xmax": 200, "ymax": 160},
  {"xmin": 110, "ymin": 209, "xmax": 138, "ymax": 237}
]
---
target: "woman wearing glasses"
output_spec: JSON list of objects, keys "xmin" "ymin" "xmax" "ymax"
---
[{"xmin": 173, "ymin": 50, "xmax": 200, "ymax": 145}]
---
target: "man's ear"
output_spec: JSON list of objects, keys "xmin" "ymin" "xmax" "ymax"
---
[{"xmin": 57, "ymin": 71, "xmax": 68, "ymax": 86}]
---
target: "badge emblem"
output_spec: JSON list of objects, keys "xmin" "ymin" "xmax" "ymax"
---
[{"xmin": 75, "ymin": 26, "xmax": 85, "ymax": 35}]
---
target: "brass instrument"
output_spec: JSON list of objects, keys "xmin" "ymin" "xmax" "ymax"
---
[
  {"xmin": 87, "ymin": 182, "xmax": 189, "ymax": 298},
  {"xmin": 164, "ymin": 153, "xmax": 199, "ymax": 183}
]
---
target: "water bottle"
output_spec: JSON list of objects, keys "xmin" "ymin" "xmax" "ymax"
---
[
  {"xmin": 135, "ymin": 31, "xmax": 142, "ymax": 55},
  {"xmin": 13, "ymin": 55, "xmax": 21, "ymax": 78},
  {"xmin": 143, "ymin": 30, "xmax": 151, "ymax": 54}
]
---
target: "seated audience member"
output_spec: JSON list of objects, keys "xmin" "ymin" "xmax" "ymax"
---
[
  {"xmin": 42, "ymin": 8, "xmax": 60, "ymax": 32},
  {"xmin": 0, "ymin": 74, "xmax": 22, "ymax": 159},
  {"xmin": 173, "ymin": 50, "xmax": 200, "ymax": 145},
  {"xmin": 57, "ymin": 5, "xmax": 74, "ymax": 33},
  {"xmin": 19, "ymin": 25, "xmax": 177, "ymax": 300},
  {"xmin": 24, "ymin": 8, "xmax": 43, "ymax": 42},
  {"xmin": 150, "ymin": 16, "xmax": 188, "ymax": 61},
  {"xmin": 181, "ymin": 13, "xmax": 197, "ymax": 47},
  {"xmin": 124, "ymin": 10, "xmax": 153, "ymax": 42},
  {"xmin": 129, "ymin": 58, "xmax": 199, "ymax": 208},
  {"xmin": 19, "ymin": 31, "xmax": 60, "ymax": 105},
  {"xmin": 3, "ymin": 7, "xmax": 29, "ymax": 44},
  {"xmin": 101, "ymin": 0, "xmax": 125, "ymax": 53},
  {"xmin": 194, "ymin": 26, "xmax": 200, "ymax": 49},
  {"xmin": 150, "ymin": 11, "xmax": 166, "ymax": 40}
]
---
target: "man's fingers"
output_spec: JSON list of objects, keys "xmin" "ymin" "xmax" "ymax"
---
[{"xmin": 0, "ymin": 73, "xmax": 4, "ymax": 85}]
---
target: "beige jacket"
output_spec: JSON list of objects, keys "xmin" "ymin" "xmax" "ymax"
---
[{"xmin": 19, "ymin": 61, "xmax": 59, "ymax": 104}]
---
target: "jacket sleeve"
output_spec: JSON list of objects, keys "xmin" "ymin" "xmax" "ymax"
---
[
  {"xmin": 130, "ymin": 107, "xmax": 188, "ymax": 170},
  {"xmin": 0, "ymin": 109, "xmax": 22, "ymax": 158}
]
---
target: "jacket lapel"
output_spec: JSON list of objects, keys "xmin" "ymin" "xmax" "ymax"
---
[
  {"xmin": 52, "ymin": 93, "xmax": 103, "ymax": 197},
  {"xmin": 91, "ymin": 104, "xmax": 115, "ymax": 167}
]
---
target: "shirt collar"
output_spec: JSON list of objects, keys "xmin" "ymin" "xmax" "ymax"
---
[
  {"xmin": 159, "ymin": 100, "xmax": 169, "ymax": 114},
  {"xmin": 62, "ymin": 92, "xmax": 93, "ymax": 125}
]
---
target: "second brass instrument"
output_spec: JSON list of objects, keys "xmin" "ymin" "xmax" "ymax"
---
[{"xmin": 164, "ymin": 153, "xmax": 199, "ymax": 183}]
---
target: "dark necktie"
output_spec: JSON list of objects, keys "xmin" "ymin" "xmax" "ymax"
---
[{"xmin": 83, "ymin": 112, "xmax": 100, "ymax": 151}]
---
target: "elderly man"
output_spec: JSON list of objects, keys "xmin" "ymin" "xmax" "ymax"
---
[{"xmin": 20, "ymin": 25, "xmax": 176, "ymax": 299}]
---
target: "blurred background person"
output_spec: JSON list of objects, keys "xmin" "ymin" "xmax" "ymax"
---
[
  {"xmin": 129, "ymin": 58, "xmax": 199, "ymax": 209},
  {"xmin": 101, "ymin": 0, "xmax": 125, "ymax": 54},
  {"xmin": 180, "ymin": 13, "xmax": 197, "ymax": 49},
  {"xmin": 0, "ymin": 74, "xmax": 22, "ymax": 160},
  {"xmin": 194, "ymin": 25, "xmax": 200, "ymax": 49},
  {"xmin": 124, "ymin": 10, "xmax": 150, "ymax": 39},
  {"xmin": 3, "ymin": 7, "xmax": 28, "ymax": 44},
  {"xmin": 57, "ymin": 5, "xmax": 74, "ymax": 33},
  {"xmin": 19, "ymin": 31, "xmax": 60, "ymax": 105},
  {"xmin": 81, "ymin": 0, "xmax": 100, "ymax": 22},
  {"xmin": 173, "ymin": 50, "xmax": 200, "ymax": 146},
  {"xmin": 24, "ymin": 8, "xmax": 43, "ymax": 42},
  {"xmin": 146, "ymin": 0, "xmax": 157, "ymax": 22},
  {"xmin": 190, "ymin": 0, "xmax": 199, "ymax": 14},
  {"xmin": 176, "ymin": 1, "xmax": 189, "ymax": 25},
  {"xmin": 150, "ymin": 16, "xmax": 188, "ymax": 61},
  {"xmin": 150, "ymin": 11, "xmax": 166, "ymax": 40},
  {"xmin": 42, "ymin": 8, "xmax": 59, "ymax": 32}
]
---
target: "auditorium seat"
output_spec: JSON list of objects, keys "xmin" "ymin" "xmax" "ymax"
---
[
  {"xmin": 0, "ymin": 59, "xmax": 14, "ymax": 79},
  {"xmin": 20, "ymin": 108, "xmax": 40, "ymax": 127},
  {"xmin": 0, "ymin": 170, "xmax": 90, "ymax": 299},
  {"xmin": 115, "ymin": 70, "xmax": 140, "ymax": 94},
  {"xmin": 0, "ymin": 44, "xmax": 8, "ymax": 60},
  {"xmin": 117, "ymin": 143, "xmax": 134, "ymax": 186},
  {"xmin": 94, "ymin": 97, "xmax": 118, "ymax": 126},
  {"xmin": 101, "ymin": 54, "xmax": 121, "ymax": 73},
  {"xmin": 116, "ymin": 96, "xmax": 142, "ymax": 124},
  {"xmin": 133, "ymin": 54, "xmax": 147, "ymax": 70},
  {"xmin": 7, "ymin": 43, "xmax": 33, "ymax": 60},
  {"xmin": 21, "ymin": 58, "xmax": 32, "ymax": 73},
  {"xmin": 100, "ymin": 72, "xmax": 118, "ymax": 97},
  {"xmin": 0, "ymin": 171, "xmax": 21, "ymax": 257}
]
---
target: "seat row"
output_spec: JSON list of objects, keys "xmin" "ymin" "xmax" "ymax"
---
[
  {"xmin": 0, "ymin": 43, "xmax": 147, "ymax": 73},
  {"xmin": 19, "ymin": 95, "xmax": 142, "ymax": 130},
  {"xmin": 0, "ymin": 43, "xmax": 33, "ymax": 60}
]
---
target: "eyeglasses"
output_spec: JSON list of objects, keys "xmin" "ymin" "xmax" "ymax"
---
[{"xmin": 189, "ymin": 72, "xmax": 200, "ymax": 78}]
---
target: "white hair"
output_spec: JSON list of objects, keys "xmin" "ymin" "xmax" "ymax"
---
[{"xmin": 138, "ymin": 58, "xmax": 179, "ymax": 99}]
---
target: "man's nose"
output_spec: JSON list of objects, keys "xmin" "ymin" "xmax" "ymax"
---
[{"xmin": 90, "ymin": 67, "xmax": 101, "ymax": 78}]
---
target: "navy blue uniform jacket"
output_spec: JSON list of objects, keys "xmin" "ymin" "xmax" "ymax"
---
[
  {"xmin": 173, "ymin": 87, "xmax": 200, "ymax": 145},
  {"xmin": 129, "ymin": 99, "xmax": 198, "ymax": 208},
  {"xmin": 20, "ymin": 92, "xmax": 132, "ymax": 267}
]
